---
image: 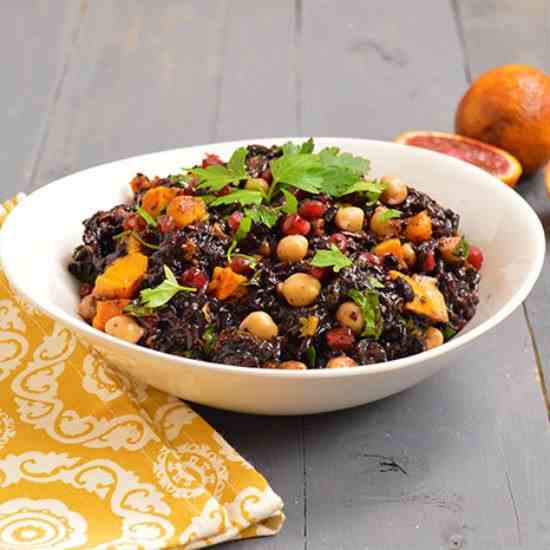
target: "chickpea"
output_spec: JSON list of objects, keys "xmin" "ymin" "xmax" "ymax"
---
[
  {"xmin": 105, "ymin": 315, "xmax": 145, "ymax": 344},
  {"xmin": 380, "ymin": 175, "xmax": 408, "ymax": 205},
  {"xmin": 335, "ymin": 206, "xmax": 365, "ymax": 233},
  {"xmin": 402, "ymin": 242, "xmax": 417, "ymax": 268},
  {"xmin": 336, "ymin": 301, "xmax": 364, "ymax": 334},
  {"xmin": 280, "ymin": 361, "xmax": 308, "ymax": 370},
  {"xmin": 424, "ymin": 327, "xmax": 444, "ymax": 350},
  {"xmin": 239, "ymin": 311, "xmax": 279, "ymax": 340},
  {"xmin": 326, "ymin": 355, "xmax": 358, "ymax": 369},
  {"xmin": 280, "ymin": 273, "xmax": 321, "ymax": 307},
  {"xmin": 78, "ymin": 294, "xmax": 96, "ymax": 321},
  {"xmin": 245, "ymin": 178, "xmax": 269, "ymax": 194},
  {"xmin": 276, "ymin": 235, "xmax": 309, "ymax": 262},
  {"xmin": 438, "ymin": 236, "xmax": 463, "ymax": 264},
  {"xmin": 370, "ymin": 206, "xmax": 399, "ymax": 237}
]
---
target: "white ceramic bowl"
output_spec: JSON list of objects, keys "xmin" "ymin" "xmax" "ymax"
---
[{"xmin": 0, "ymin": 138, "xmax": 544, "ymax": 414}]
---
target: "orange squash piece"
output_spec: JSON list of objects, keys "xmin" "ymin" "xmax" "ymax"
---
[
  {"xmin": 404, "ymin": 210, "xmax": 432, "ymax": 243},
  {"xmin": 372, "ymin": 238, "xmax": 406, "ymax": 268},
  {"xmin": 93, "ymin": 253, "xmax": 148, "ymax": 299},
  {"xmin": 129, "ymin": 173, "xmax": 152, "ymax": 193},
  {"xmin": 141, "ymin": 186, "xmax": 179, "ymax": 217},
  {"xmin": 208, "ymin": 266, "xmax": 248, "ymax": 300},
  {"xmin": 167, "ymin": 195, "xmax": 208, "ymax": 228},
  {"xmin": 92, "ymin": 299, "xmax": 130, "ymax": 331},
  {"xmin": 389, "ymin": 271, "xmax": 449, "ymax": 323},
  {"xmin": 127, "ymin": 234, "xmax": 142, "ymax": 254}
]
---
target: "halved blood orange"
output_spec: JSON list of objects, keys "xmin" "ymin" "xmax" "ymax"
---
[
  {"xmin": 545, "ymin": 161, "xmax": 550, "ymax": 199},
  {"xmin": 395, "ymin": 131, "xmax": 523, "ymax": 187}
]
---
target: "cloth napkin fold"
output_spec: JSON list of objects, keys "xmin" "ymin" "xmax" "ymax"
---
[{"xmin": 0, "ymin": 194, "xmax": 284, "ymax": 549}]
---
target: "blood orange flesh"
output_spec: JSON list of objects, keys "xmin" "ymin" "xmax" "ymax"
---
[{"xmin": 395, "ymin": 131, "xmax": 522, "ymax": 187}]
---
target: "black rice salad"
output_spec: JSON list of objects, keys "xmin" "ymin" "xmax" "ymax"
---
[{"xmin": 69, "ymin": 139, "xmax": 483, "ymax": 370}]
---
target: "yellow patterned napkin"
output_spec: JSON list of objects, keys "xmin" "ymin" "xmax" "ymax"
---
[{"xmin": 0, "ymin": 195, "xmax": 284, "ymax": 549}]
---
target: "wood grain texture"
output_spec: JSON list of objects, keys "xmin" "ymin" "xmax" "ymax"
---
[
  {"xmin": 3, "ymin": 1, "xmax": 550, "ymax": 549},
  {"xmin": 0, "ymin": 1, "xmax": 81, "ymax": 202},
  {"xmin": 456, "ymin": 0, "xmax": 550, "ymax": 413},
  {"xmin": 301, "ymin": 1, "xmax": 550, "ymax": 548}
]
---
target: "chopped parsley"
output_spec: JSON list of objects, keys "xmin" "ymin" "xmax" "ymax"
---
[
  {"xmin": 113, "ymin": 230, "xmax": 160, "ymax": 250},
  {"xmin": 348, "ymin": 288, "xmax": 383, "ymax": 339},
  {"xmin": 139, "ymin": 265, "xmax": 196, "ymax": 309},
  {"xmin": 201, "ymin": 325, "xmax": 218, "ymax": 353},
  {"xmin": 136, "ymin": 205, "xmax": 158, "ymax": 227},
  {"xmin": 244, "ymin": 205, "xmax": 280, "ymax": 228},
  {"xmin": 210, "ymin": 189, "xmax": 263, "ymax": 207},
  {"xmin": 281, "ymin": 188, "xmax": 298, "ymax": 214},
  {"xmin": 305, "ymin": 345, "xmax": 317, "ymax": 368},
  {"xmin": 226, "ymin": 216, "xmax": 252, "ymax": 261},
  {"xmin": 123, "ymin": 303, "xmax": 155, "ymax": 317},
  {"xmin": 442, "ymin": 325, "xmax": 457, "ymax": 340},
  {"xmin": 310, "ymin": 244, "xmax": 352, "ymax": 273},
  {"xmin": 378, "ymin": 208, "xmax": 402, "ymax": 223},
  {"xmin": 194, "ymin": 147, "xmax": 248, "ymax": 191}
]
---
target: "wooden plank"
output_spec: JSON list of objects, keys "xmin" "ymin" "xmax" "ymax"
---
[
  {"xmin": 0, "ymin": 1, "xmax": 81, "ymax": 202},
  {"xmin": 456, "ymin": 0, "xmax": 550, "ymax": 411},
  {"xmin": 301, "ymin": 1, "xmax": 550, "ymax": 548},
  {"xmin": 214, "ymin": 1, "xmax": 298, "ymax": 141},
  {"xmin": 26, "ymin": 1, "xmax": 305, "ymax": 548}
]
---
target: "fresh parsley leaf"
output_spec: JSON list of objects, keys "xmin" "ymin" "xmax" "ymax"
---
[
  {"xmin": 453, "ymin": 236, "xmax": 470, "ymax": 259},
  {"xmin": 281, "ymin": 141, "xmax": 299, "ymax": 156},
  {"xmin": 310, "ymin": 244, "xmax": 352, "ymax": 273},
  {"xmin": 348, "ymin": 289, "xmax": 383, "ymax": 339},
  {"xmin": 201, "ymin": 325, "xmax": 218, "ymax": 353},
  {"xmin": 139, "ymin": 265, "xmax": 196, "ymax": 309},
  {"xmin": 270, "ymin": 154, "xmax": 324, "ymax": 194},
  {"xmin": 319, "ymin": 149, "xmax": 370, "ymax": 175},
  {"xmin": 123, "ymin": 303, "xmax": 154, "ymax": 317},
  {"xmin": 227, "ymin": 216, "xmax": 252, "ymax": 261},
  {"xmin": 235, "ymin": 216, "xmax": 252, "ymax": 241},
  {"xmin": 280, "ymin": 138, "xmax": 315, "ymax": 156},
  {"xmin": 210, "ymin": 189, "xmax": 264, "ymax": 207},
  {"xmin": 194, "ymin": 147, "xmax": 247, "ymax": 192},
  {"xmin": 227, "ymin": 147, "xmax": 248, "ymax": 177},
  {"xmin": 379, "ymin": 208, "xmax": 402, "ymax": 223},
  {"xmin": 442, "ymin": 325, "xmax": 457, "ymax": 340},
  {"xmin": 367, "ymin": 276, "xmax": 384, "ymax": 289},
  {"xmin": 318, "ymin": 166, "xmax": 361, "ymax": 198},
  {"xmin": 340, "ymin": 178, "xmax": 386, "ymax": 197},
  {"xmin": 299, "ymin": 138, "xmax": 315, "ymax": 154},
  {"xmin": 281, "ymin": 188, "xmax": 298, "ymax": 214},
  {"xmin": 136, "ymin": 205, "xmax": 158, "ymax": 227},
  {"xmin": 305, "ymin": 345, "xmax": 317, "ymax": 368},
  {"xmin": 244, "ymin": 206, "xmax": 280, "ymax": 228}
]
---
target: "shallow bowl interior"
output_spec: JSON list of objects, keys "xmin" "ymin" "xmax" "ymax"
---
[{"xmin": 0, "ymin": 138, "xmax": 544, "ymax": 414}]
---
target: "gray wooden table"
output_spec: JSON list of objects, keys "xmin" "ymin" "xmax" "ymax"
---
[{"xmin": 3, "ymin": 2, "xmax": 550, "ymax": 548}]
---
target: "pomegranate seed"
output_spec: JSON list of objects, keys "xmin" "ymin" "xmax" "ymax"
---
[
  {"xmin": 299, "ymin": 199, "xmax": 328, "ymax": 220},
  {"xmin": 180, "ymin": 267, "xmax": 209, "ymax": 290},
  {"xmin": 422, "ymin": 250, "xmax": 436, "ymax": 272},
  {"xmin": 359, "ymin": 252, "xmax": 381, "ymax": 266},
  {"xmin": 227, "ymin": 211, "xmax": 244, "ymax": 232},
  {"xmin": 123, "ymin": 213, "xmax": 146, "ymax": 232},
  {"xmin": 329, "ymin": 233, "xmax": 348, "ymax": 251},
  {"xmin": 218, "ymin": 186, "xmax": 232, "ymax": 196},
  {"xmin": 467, "ymin": 245, "xmax": 484, "ymax": 270},
  {"xmin": 230, "ymin": 256, "xmax": 254, "ymax": 276},
  {"xmin": 261, "ymin": 168, "xmax": 273, "ymax": 184},
  {"xmin": 79, "ymin": 283, "xmax": 93, "ymax": 298},
  {"xmin": 309, "ymin": 266, "xmax": 329, "ymax": 281},
  {"xmin": 281, "ymin": 214, "xmax": 311, "ymax": 236},
  {"xmin": 202, "ymin": 153, "xmax": 224, "ymax": 168},
  {"xmin": 326, "ymin": 327, "xmax": 355, "ymax": 350},
  {"xmin": 158, "ymin": 215, "xmax": 176, "ymax": 234}
]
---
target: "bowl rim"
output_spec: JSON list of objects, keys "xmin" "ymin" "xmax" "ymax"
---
[{"xmin": 0, "ymin": 137, "xmax": 545, "ymax": 380}]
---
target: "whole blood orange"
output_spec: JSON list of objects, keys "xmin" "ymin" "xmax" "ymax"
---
[
  {"xmin": 455, "ymin": 64, "xmax": 550, "ymax": 174},
  {"xmin": 395, "ymin": 130, "xmax": 522, "ymax": 187}
]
